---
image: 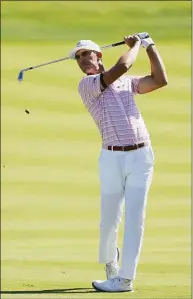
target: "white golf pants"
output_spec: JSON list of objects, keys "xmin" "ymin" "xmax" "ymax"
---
[{"xmin": 98, "ymin": 144, "xmax": 154, "ymax": 280}]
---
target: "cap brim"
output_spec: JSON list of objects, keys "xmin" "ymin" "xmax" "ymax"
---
[{"xmin": 69, "ymin": 45, "xmax": 101, "ymax": 59}]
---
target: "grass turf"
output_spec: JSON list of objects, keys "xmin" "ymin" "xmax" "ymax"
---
[{"xmin": 1, "ymin": 1, "xmax": 191, "ymax": 298}]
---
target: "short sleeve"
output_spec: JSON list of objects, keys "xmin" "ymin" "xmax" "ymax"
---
[
  {"xmin": 130, "ymin": 76, "xmax": 143, "ymax": 95},
  {"xmin": 78, "ymin": 74, "xmax": 102, "ymax": 104}
]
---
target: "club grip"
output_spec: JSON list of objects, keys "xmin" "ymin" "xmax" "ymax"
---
[
  {"xmin": 112, "ymin": 41, "xmax": 125, "ymax": 47},
  {"xmin": 112, "ymin": 33, "xmax": 149, "ymax": 48}
]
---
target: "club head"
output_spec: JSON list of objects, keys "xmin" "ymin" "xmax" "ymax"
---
[{"xmin": 18, "ymin": 70, "xmax": 24, "ymax": 81}]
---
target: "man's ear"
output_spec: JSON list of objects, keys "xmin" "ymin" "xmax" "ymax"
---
[{"xmin": 97, "ymin": 52, "xmax": 102, "ymax": 59}]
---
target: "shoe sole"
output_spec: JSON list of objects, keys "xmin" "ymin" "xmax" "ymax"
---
[
  {"xmin": 92, "ymin": 282, "xmax": 134, "ymax": 292},
  {"xmin": 92, "ymin": 282, "xmax": 134, "ymax": 293}
]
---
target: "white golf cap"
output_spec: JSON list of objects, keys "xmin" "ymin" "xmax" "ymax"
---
[{"xmin": 69, "ymin": 40, "xmax": 102, "ymax": 59}]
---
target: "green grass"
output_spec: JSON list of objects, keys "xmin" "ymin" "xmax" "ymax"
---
[
  {"xmin": 1, "ymin": 1, "xmax": 191, "ymax": 299},
  {"xmin": 1, "ymin": 1, "xmax": 191, "ymax": 42}
]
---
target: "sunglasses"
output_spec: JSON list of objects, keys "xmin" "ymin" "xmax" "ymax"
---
[{"xmin": 75, "ymin": 50, "xmax": 94, "ymax": 60}]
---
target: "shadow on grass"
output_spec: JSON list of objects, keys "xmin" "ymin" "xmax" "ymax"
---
[{"xmin": 1, "ymin": 287, "xmax": 98, "ymax": 294}]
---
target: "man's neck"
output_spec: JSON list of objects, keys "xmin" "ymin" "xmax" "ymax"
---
[{"xmin": 87, "ymin": 65, "xmax": 105, "ymax": 76}]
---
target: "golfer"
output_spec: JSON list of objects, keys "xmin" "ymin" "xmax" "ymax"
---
[{"xmin": 69, "ymin": 33, "xmax": 168, "ymax": 292}]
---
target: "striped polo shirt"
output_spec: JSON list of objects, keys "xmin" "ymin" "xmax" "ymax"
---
[{"xmin": 78, "ymin": 74, "xmax": 150, "ymax": 146}]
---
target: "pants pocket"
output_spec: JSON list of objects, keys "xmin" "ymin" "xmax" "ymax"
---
[{"xmin": 133, "ymin": 145, "xmax": 154, "ymax": 172}]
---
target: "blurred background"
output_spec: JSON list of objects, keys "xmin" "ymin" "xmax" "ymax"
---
[{"xmin": 1, "ymin": 1, "xmax": 191, "ymax": 298}]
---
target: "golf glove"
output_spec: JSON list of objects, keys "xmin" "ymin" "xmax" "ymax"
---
[
  {"xmin": 137, "ymin": 32, "xmax": 149, "ymax": 39},
  {"xmin": 141, "ymin": 34, "xmax": 155, "ymax": 49}
]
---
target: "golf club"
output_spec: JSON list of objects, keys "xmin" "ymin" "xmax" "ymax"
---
[{"xmin": 17, "ymin": 32, "xmax": 149, "ymax": 82}]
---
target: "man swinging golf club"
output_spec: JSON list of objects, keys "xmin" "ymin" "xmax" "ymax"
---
[{"xmin": 69, "ymin": 33, "xmax": 168, "ymax": 292}]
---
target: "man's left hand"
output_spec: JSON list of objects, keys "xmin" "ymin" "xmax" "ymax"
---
[{"xmin": 141, "ymin": 35, "xmax": 155, "ymax": 49}]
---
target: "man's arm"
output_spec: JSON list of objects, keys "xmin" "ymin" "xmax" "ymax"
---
[
  {"xmin": 102, "ymin": 35, "xmax": 141, "ymax": 87},
  {"xmin": 137, "ymin": 44, "xmax": 168, "ymax": 94}
]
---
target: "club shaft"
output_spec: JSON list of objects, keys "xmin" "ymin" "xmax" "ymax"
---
[
  {"xmin": 23, "ymin": 42, "xmax": 123, "ymax": 72},
  {"xmin": 20, "ymin": 32, "xmax": 149, "ymax": 73},
  {"xmin": 21, "ymin": 41, "xmax": 124, "ymax": 71},
  {"xmin": 22, "ymin": 56, "xmax": 70, "ymax": 72}
]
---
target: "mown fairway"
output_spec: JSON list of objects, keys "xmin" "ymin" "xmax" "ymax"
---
[{"xmin": 1, "ymin": 1, "xmax": 191, "ymax": 299}]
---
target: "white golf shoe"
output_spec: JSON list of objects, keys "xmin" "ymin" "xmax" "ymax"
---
[
  {"xmin": 105, "ymin": 247, "xmax": 120, "ymax": 279},
  {"xmin": 92, "ymin": 276, "xmax": 133, "ymax": 292}
]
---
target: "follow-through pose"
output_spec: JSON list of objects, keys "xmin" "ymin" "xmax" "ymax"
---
[{"xmin": 69, "ymin": 33, "xmax": 168, "ymax": 292}]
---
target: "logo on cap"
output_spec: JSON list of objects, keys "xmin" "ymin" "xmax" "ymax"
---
[
  {"xmin": 77, "ymin": 41, "xmax": 82, "ymax": 47},
  {"xmin": 77, "ymin": 41, "xmax": 88, "ymax": 47}
]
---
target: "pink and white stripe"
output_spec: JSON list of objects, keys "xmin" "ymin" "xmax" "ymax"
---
[{"xmin": 78, "ymin": 74, "xmax": 150, "ymax": 146}]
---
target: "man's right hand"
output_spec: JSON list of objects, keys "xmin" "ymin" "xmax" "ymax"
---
[{"xmin": 124, "ymin": 35, "xmax": 141, "ymax": 48}]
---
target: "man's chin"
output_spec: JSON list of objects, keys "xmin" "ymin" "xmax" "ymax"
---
[{"xmin": 83, "ymin": 67, "xmax": 96, "ymax": 75}]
